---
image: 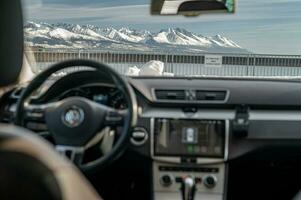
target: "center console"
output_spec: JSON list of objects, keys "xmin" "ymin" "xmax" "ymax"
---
[{"xmin": 151, "ymin": 118, "xmax": 229, "ymax": 200}]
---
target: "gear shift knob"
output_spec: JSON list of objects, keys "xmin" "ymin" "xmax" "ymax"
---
[{"xmin": 181, "ymin": 176, "xmax": 196, "ymax": 200}]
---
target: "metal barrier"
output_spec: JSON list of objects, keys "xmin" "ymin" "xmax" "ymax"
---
[{"xmin": 25, "ymin": 49, "xmax": 301, "ymax": 77}]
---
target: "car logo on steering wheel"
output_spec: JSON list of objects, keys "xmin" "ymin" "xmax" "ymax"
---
[{"xmin": 62, "ymin": 106, "xmax": 85, "ymax": 128}]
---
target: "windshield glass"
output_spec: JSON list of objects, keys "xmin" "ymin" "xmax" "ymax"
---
[{"xmin": 22, "ymin": 0, "xmax": 301, "ymax": 78}]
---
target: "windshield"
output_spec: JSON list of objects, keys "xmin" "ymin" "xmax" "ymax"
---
[{"xmin": 22, "ymin": 0, "xmax": 301, "ymax": 78}]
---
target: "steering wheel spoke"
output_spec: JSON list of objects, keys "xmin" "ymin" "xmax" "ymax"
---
[
  {"xmin": 23, "ymin": 102, "xmax": 61, "ymax": 136},
  {"xmin": 56, "ymin": 145, "xmax": 85, "ymax": 166},
  {"xmin": 104, "ymin": 108, "xmax": 128, "ymax": 126},
  {"xmin": 99, "ymin": 128, "xmax": 116, "ymax": 155}
]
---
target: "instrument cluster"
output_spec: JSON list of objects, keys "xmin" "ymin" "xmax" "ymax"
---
[{"xmin": 58, "ymin": 84, "xmax": 127, "ymax": 110}]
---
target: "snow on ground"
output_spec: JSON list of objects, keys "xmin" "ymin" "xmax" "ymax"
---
[{"xmin": 126, "ymin": 60, "xmax": 174, "ymax": 76}]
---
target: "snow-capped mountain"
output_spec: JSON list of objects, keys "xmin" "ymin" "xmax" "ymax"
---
[{"xmin": 24, "ymin": 22, "xmax": 248, "ymax": 53}]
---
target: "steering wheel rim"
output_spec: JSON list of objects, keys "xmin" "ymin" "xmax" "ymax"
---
[{"xmin": 14, "ymin": 59, "xmax": 138, "ymax": 172}]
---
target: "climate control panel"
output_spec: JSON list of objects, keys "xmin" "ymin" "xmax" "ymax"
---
[{"xmin": 153, "ymin": 162, "xmax": 225, "ymax": 200}]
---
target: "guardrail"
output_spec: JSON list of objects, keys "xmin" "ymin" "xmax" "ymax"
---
[{"xmin": 25, "ymin": 49, "xmax": 301, "ymax": 77}]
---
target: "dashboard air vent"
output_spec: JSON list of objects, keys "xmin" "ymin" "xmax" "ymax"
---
[
  {"xmin": 155, "ymin": 90, "xmax": 185, "ymax": 100},
  {"xmin": 196, "ymin": 90, "xmax": 227, "ymax": 101}
]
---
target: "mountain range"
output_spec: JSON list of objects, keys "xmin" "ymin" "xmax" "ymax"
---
[{"xmin": 24, "ymin": 22, "xmax": 249, "ymax": 53}]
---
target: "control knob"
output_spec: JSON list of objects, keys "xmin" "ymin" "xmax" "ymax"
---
[
  {"xmin": 160, "ymin": 174, "xmax": 173, "ymax": 187},
  {"xmin": 203, "ymin": 175, "xmax": 217, "ymax": 189}
]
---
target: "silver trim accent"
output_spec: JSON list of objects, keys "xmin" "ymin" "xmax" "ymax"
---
[
  {"xmin": 150, "ymin": 118, "xmax": 229, "ymax": 164},
  {"xmin": 56, "ymin": 145, "xmax": 84, "ymax": 161},
  {"xmin": 130, "ymin": 128, "xmax": 149, "ymax": 146},
  {"xmin": 154, "ymin": 192, "xmax": 223, "ymax": 200},
  {"xmin": 224, "ymin": 120, "xmax": 229, "ymax": 161},
  {"xmin": 86, "ymin": 128, "xmax": 108, "ymax": 149},
  {"xmin": 249, "ymin": 110, "xmax": 301, "ymax": 121},
  {"xmin": 142, "ymin": 109, "xmax": 301, "ymax": 122},
  {"xmin": 55, "ymin": 128, "xmax": 107, "ymax": 163},
  {"xmin": 141, "ymin": 109, "xmax": 235, "ymax": 119}
]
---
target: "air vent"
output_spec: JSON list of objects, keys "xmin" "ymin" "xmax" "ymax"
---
[
  {"xmin": 196, "ymin": 91, "xmax": 227, "ymax": 101},
  {"xmin": 155, "ymin": 90, "xmax": 185, "ymax": 100}
]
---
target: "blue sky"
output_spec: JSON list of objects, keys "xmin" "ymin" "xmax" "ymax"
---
[{"xmin": 22, "ymin": 0, "xmax": 301, "ymax": 54}]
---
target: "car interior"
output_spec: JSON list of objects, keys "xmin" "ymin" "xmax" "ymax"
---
[{"xmin": 2, "ymin": 1, "xmax": 301, "ymax": 200}]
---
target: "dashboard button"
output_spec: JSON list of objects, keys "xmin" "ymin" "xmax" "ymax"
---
[{"xmin": 130, "ymin": 127, "xmax": 148, "ymax": 146}]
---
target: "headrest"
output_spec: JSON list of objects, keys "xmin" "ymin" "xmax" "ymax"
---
[{"xmin": 0, "ymin": 1, "xmax": 23, "ymax": 86}]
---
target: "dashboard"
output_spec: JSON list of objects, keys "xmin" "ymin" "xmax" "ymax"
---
[
  {"xmin": 129, "ymin": 76, "xmax": 301, "ymax": 200},
  {"xmin": 3, "ymin": 72, "xmax": 301, "ymax": 200}
]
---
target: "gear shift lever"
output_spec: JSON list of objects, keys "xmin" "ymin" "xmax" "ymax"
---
[{"xmin": 181, "ymin": 176, "xmax": 196, "ymax": 200}]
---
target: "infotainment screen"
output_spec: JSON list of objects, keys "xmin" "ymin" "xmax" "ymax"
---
[{"xmin": 154, "ymin": 119, "xmax": 225, "ymax": 158}]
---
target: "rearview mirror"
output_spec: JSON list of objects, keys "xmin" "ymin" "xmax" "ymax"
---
[{"xmin": 151, "ymin": 0, "xmax": 235, "ymax": 16}]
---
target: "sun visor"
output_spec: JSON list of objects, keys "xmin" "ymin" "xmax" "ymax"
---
[{"xmin": 0, "ymin": 1, "xmax": 23, "ymax": 86}]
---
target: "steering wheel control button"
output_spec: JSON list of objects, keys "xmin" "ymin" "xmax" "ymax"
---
[
  {"xmin": 26, "ymin": 122, "xmax": 47, "ymax": 132},
  {"xmin": 62, "ymin": 106, "xmax": 85, "ymax": 128},
  {"xmin": 160, "ymin": 174, "xmax": 173, "ymax": 187},
  {"xmin": 130, "ymin": 127, "xmax": 148, "ymax": 146},
  {"xmin": 26, "ymin": 108, "xmax": 44, "ymax": 120},
  {"xmin": 203, "ymin": 175, "xmax": 217, "ymax": 189},
  {"xmin": 105, "ymin": 111, "xmax": 123, "ymax": 124}
]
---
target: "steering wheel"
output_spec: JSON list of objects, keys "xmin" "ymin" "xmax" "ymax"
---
[{"xmin": 14, "ymin": 59, "xmax": 138, "ymax": 172}]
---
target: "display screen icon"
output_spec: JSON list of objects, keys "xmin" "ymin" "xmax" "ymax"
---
[{"xmin": 182, "ymin": 127, "xmax": 198, "ymax": 144}]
